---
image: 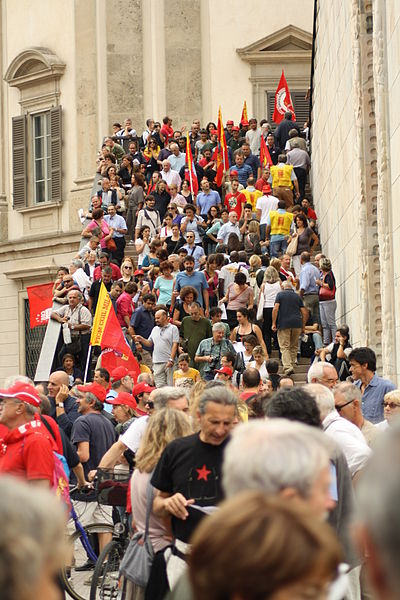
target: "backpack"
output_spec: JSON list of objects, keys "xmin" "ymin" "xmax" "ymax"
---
[{"xmin": 40, "ymin": 416, "xmax": 71, "ymax": 508}]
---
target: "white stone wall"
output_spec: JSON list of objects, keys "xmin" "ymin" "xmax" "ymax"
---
[
  {"xmin": 385, "ymin": 0, "xmax": 400, "ymax": 379},
  {"xmin": 312, "ymin": 1, "xmax": 364, "ymax": 346}
]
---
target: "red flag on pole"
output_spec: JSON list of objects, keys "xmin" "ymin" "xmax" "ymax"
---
[
  {"xmin": 90, "ymin": 283, "xmax": 140, "ymax": 380},
  {"xmin": 185, "ymin": 133, "xmax": 199, "ymax": 197},
  {"xmin": 240, "ymin": 100, "xmax": 248, "ymax": 125},
  {"xmin": 272, "ymin": 71, "xmax": 296, "ymax": 124},
  {"xmin": 217, "ymin": 107, "xmax": 229, "ymax": 171},
  {"xmin": 100, "ymin": 348, "xmax": 140, "ymax": 383},
  {"xmin": 27, "ymin": 283, "xmax": 54, "ymax": 328},
  {"xmin": 260, "ymin": 135, "xmax": 273, "ymax": 168}
]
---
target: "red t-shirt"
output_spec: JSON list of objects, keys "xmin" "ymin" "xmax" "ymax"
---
[
  {"xmin": 255, "ymin": 177, "xmax": 269, "ymax": 192},
  {"xmin": 0, "ymin": 420, "xmax": 55, "ymax": 483},
  {"xmin": 224, "ymin": 192, "xmax": 246, "ymax": 218},
  {"xmin": 307, "ymin": 207, "xmax": 317, "ymax": 220},
  {"xmin": 94, "ymin": 263, "xmax": 122, "ymax": 281},
  {"xmin": 161, "ymin": 124, "xmax": 174, "ymax": 143}
]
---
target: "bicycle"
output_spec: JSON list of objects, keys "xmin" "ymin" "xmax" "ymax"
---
[
  {"xmin": 61, "ymin": 486, "xmax": 114, "ymax": 600},
  {"xmin": 88, "ymin": 468, "xmax": 131, "ymax": 600}
]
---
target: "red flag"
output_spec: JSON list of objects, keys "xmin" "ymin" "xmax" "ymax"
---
[
  {"xmin": 90, "ymin": 283, "xmax": 140, "ymax": 379},
  {"xmin": 240, "ymin": 100, "xmax": 248, "ymax": 125},
  {"xmin": 273, "ymin": 71, "xmax": 296, "ymax": 124},
  {"xmin": 27, "ymin": 283, "xmax": 54, "ymax": 328},
  {"xmin": 217, "ymin": 107, "xmax": 229, "ymax": 171},
  {"xmin": 260, "ymin": 135, "xmax": 273, "ymax": 168},
  {"xmin": 185, "ymin": 133, "xmax": 199, "ymax": 197},
  {"xmin": 100, "ymin": 348, "xmax": 140, "ymax": 383}
]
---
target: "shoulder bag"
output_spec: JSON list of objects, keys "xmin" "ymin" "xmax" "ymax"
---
[
  {"xmin": 119, "ymin": 477, "xmax": 155, "ymax": 587},
  {"xmin": 286, "ymin": 231, "xmax": 298, "ymax": 257},
  {"xmin": 319, "ymin": 273, "xmax": 336, "ymax": 301},
  {"xmin": 256, "ymin": 285, "xmax": 265, "ymax": 322},
  {"xmin": 65, "ymin": 306, "xmax": 82, "ymax": 354}
]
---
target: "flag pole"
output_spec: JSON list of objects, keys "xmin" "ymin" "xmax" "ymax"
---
[
  {"xmin": 186, "ymin": 133, "xmax": 194, "ymax": 197},
  {"xmin": 83, "ymin": 345, "xmax": 92, "ymax": 383}
]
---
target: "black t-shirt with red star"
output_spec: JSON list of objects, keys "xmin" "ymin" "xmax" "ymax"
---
[{"xmin": 151, "ymin": 432, "xmax": 229, "ymax": 542}]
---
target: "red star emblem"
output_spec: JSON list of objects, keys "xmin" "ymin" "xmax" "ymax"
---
[{"xmin": 196, "ymin": 464, "xmax": 211, "ymax": 481}]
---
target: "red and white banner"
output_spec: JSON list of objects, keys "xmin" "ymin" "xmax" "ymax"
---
[
  {"xmin": 27, "ymin": 283, "xmax": 54, "ymax": 328},
  {"xmin": 272, "ymin": 71, "xmax": 296, "ymax": 124}
]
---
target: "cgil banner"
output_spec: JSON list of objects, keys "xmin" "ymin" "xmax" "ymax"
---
[{"xmin": 27, "ymin": 283, "xmax": 54, "ymax": 328}]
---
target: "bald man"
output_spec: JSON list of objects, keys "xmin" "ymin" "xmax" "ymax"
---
[{"xmin": 47, "ymin": 371, "xmax": 79, "ymax": 438}]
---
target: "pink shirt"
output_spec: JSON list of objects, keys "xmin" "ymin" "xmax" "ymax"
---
[
  {"xmin": 116, "ymin": 292, "xmax": 134, "ymax": 327},
  {"xmin": 131, "ymin": 470, "xmax": 171, "ymax": 553},
  {"xmin": 87, "ymin": 219, "xmax": 110, "ymax": 249}
]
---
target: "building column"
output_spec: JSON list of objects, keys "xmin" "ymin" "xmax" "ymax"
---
[{"xmin": 142, "ymin": 0, "xmax": 166, "ymax": 121}]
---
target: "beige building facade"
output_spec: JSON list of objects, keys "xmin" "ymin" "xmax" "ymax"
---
[
  {"xmin": 311, "ymin": 0, "xmax": 400, "ymax": 381},
  {"xmin": 0, "ymin": 0, "xmax": 313, "ymax": 381}
]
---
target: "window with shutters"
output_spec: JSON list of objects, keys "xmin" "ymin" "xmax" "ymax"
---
[
  {"xmin": 266, "ymin": 91, "xmax": 309, "ymax": 131},
  {"xmin": 5, "ymin": 48, "xmax": 65, "ymax": 210},
  {"xmin": 11, "ymin": 106, "xmax": 62, "ymax": 208}
]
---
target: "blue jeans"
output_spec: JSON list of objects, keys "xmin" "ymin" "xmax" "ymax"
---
[{"xmin": 269, "ymin": 238, "xmax": 288, "ymax": 258}]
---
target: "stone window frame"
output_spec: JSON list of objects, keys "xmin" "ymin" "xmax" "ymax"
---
[{"xmin": 4, "ymin": 47, "xmax": 65, "ymax": 210}]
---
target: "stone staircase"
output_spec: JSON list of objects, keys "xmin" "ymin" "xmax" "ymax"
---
[{"xmin": 269, "ymin": 349, "xmax": 310, "ymax": 385}]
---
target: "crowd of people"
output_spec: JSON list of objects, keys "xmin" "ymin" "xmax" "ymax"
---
[{"xmin": 0, "ymin": 113, "xmax": 399, "ymax": 600}]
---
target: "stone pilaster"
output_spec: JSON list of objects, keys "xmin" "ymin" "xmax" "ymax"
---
[
  {"xmin": 164, "ymin": 0, "xmax": 202, "ymax": 125},
  {"xmin": 106, "ymin": 0, "xmax": 144, "ymax": 131}
]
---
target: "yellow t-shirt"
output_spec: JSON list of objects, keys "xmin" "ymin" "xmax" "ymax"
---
[
  {"xmin": 270, "ymin": 164, "xmax": 294, "ymax": 188},
  {"xmin": 242, "ymin": 188, "xmax": 263, "ymax": 211},
  {"xmin": 173, "ymin": 368, "xmax": 200, "ymax": 388}
]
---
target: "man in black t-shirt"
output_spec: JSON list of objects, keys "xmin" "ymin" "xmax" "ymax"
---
[
  {"xmin": 88, "ymin": 265, "xmax": 113, "ymax": 314},
  {"xmin": 272, "ymin": 281, "xmax": 308, "ymax": 376},
  {"xmin": 71, "ymin": 382, "xmax": 117, "ymax": 565},
  {"xmin": 152, "ymin": 387, "xmax": 237, "ymax": 546}
]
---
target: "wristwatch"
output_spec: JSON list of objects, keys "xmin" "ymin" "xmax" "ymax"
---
[
  {"xmin": 56, "ymin": 402, "xmax": 64, "ymax": 408},
  {"xmin": 71, "ymin": 324, "xmax": 75, "ymax": 330}
]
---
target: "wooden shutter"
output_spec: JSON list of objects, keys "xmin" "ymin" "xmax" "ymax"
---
[
  {"xmin": 50, "ymin": 106, "xmax": 62, "ymax": 202},
  {"xmin": 267, "ymin": 90, "xmax": 309, "ymax": 130},
  {"xmin": 12, "ymin": 115, "xmax": 27, "ymax": 208},
  {"xmin": 291, "ymin": 91, "xmax": 310, "ymax": 127}
]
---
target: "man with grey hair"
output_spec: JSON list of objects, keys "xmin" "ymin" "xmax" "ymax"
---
[
  {"xmin": 272, "ymin": 280, "xmax": 308, "ymax": 376},
  {"xmin": 98, "ymin": 387, "xmax": 189, "ymax": 468},
  {"xmin": 69, "ymin": 258, "xmax": 91, "ymax": 298},
  {"xmin": 195, "ymin": 322, "xmax": 236, "ymax": 380},
  {"xmin": 357, "ymin": 423, "xmax": 400, "ymax": 600},
  {"xmin": 286, "ymin": 139, "xmax": 310, "ymax": 201},
  {"xmin": 51, "ymin": 288, "xmax": 92, "ymax": 372},
  {"xmin": 0, "ymin": 381, "xmax": 55, "ymax": 485},
  {"xmin": 151, "ymin": 386, "xmax": 237, "ymax": 584},
  {"xmin": 307, "ymin": 383, "xmax": 371, "ymax": 479},
  {"xmin": 307, "ymin": 360, "xmax": 338, "ymax": 389},
  {"xmin": 334, "ymin": 382, "xmax": 378, "ymax": 447},
  {"xmin": 71, "ymin": 381, "xmax": 116, "ymax": 562},
  {"xmin": 223, "ymin": 419, "xmax": 334, "ymax": 518}
]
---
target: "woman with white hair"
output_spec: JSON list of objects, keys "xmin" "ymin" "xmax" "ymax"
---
[
  {"xmin": 0, "ymin": 477, "xmax": 68, "ymax": 600},
  {"xmin": 316, "ymin": 257, "xmax": 337, "ymax": 345}
]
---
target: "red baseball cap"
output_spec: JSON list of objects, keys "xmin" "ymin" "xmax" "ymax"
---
[
  {"xmin": 215, "ymin": 367, "xmax": 233, "ymax": 377},
  {"xmin": 262, "ymin": 184, "xmax": 272, "ymax": 194},
  {"xmin": 0, "ymin": 382, "xmax": 41, "ymax": 407},
  {"xmin": 210, "ymin": 129, "xmax": 218, "ymax": 135},
  {"xmin": 77, "ymin": 382, "xmax": 107, "ymax": 403},
  {"xmin": 107, "ymin": 391, "xmax": 137, "ymax": 410},
  {"xmin": 230, "ymin": 169, "xmax": 238, "ymax": 176},
  {"xmin": 132, "ymin": 382, "xmax": 155, "ymax": 397},
  {"xmin": 134, "ymin": 269, "xmax": 144, "ymax": 276},
  {"xmin": 226, "ymin": 120, "xmax": 234, "ymax": 125},
  {"xmin": 111, "ymin": 367, "xmax": 129, "ymax": 382},
  {"xmin": 232, "ymin": 126, "xmax": 240, "ymax": 132},
  {"xmin": 241, "ymin": 120, "xmax": 249, "ymax": 126}
]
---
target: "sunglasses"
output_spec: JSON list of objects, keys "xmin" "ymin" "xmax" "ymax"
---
[
  {"xmin": 123, "ymin": 266, "xmax": 133, "ymax": 270},
  {"xmin": 384, "ymin": 402, "xmax": 400, "ymax": 409},
  {"xmin": 335, "ymin": 399, "xmax": 354, "ymax": 412}
]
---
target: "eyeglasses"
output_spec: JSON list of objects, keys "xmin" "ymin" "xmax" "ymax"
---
[
  {"xmin": 335, "ymin": 399, "xmax": 354, "ymax": 412},
  {"xmin": 384, "ymin": 402, "xmax": 400, "ymax": 409},
  {"xmin": 123, "ymin": 266, "xmax": 133, "ymax": 270}
]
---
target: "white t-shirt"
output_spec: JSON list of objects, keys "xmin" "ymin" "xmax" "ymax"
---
[
  {"xmin": 120, "ymin": 415, "xmax": 150, "ymax": 453},
  {"xmin": 256, "ymin": 194, "xmax": 279, "ymax": 225},
  {"xmin": 149, "ymin": 323, "xmax": 180, "ymax": 363},
  {"xmin": 262, "ymin": 281, "xmax": 282, "ymax": 308},
  {"xmin": 248, "ymin": 360, "xmax": 268, "ymax": 380},
  {"xmin": 322, "ymin": 411, "xmax": 371, "ymax": 478},
  {"xmin": 219, "ymin": 263, "xmax": 249, "ymax": 294},
  {"xmin": 135, "ymin": 238, "xmax": 150, "ymax": 266}
]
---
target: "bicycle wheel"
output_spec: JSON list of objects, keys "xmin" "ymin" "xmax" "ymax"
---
[
  {"xmin": 61, "ymin": 523, "xmax": 114, "ymax": 600},
  {"xmin": 89, "ymin": 539, "xmax": 124, "ymax": 600}
]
